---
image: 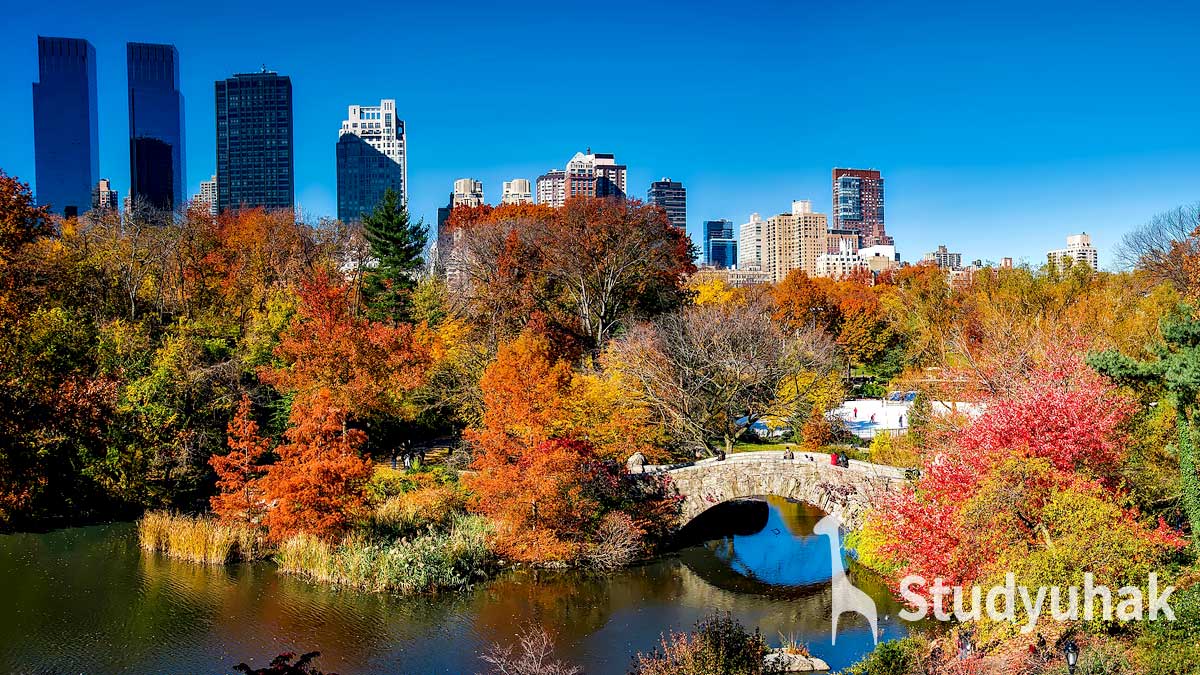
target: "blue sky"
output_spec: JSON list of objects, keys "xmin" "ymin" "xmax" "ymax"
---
[{"xmin": 2, "ymin": 0, "xmax": 1198, "ymax": 268}]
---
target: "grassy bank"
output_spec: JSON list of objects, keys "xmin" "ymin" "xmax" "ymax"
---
[
  {"xmin": 276, "ymin": 513, "xmax": 493, "ymax": 593},
  {"xmin": 138, "ymin": 511, "xmax": 270, "ymax": 564},
  {"xmin": 137, "ymin": 510, "xmax": 494, "ymax": 594}
]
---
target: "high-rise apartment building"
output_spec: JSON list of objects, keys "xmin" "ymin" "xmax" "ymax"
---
[
  {"xmin": 536, "ymin": 169, "xmax": 565, "ymax": 207},
  {"xmin": 738, "ymin": 213, "xmax": 765, "ymax": 271},
  {"xmin": 32, "ymin": 37, "xmax": 99, "ymax": 217},
  {"xmin": 1048, "ymin": 233, "xmax": 1099, "ymax": 270},
  {"xmin": 127, "ymin": 43, "xmax": 185, "ymax": 211},
  {"xmin": 193, "ymin": 175, "xmax": 218, "ymax": 216},
  {"xmin": 215, "ymin": 70, "xmax": 294, "ymax": 212},
  {"xmin": 537, "ymin": 150, "xmax": 626, "ymax": 207},
  {"xmin": 832, "ymin": 168, "xmax": 891, "ymax": 247},
  {"xmin": 336, "ymin": 99, "xmax": 406, "ymax": 221},
  {"xmin": 923, "ymin": 244, "xmax": 962, "ymax": 270},
  {"xmin": 764, "ymin": 200, "xmax": 828, "ymax": 283},
  {"xmin": 91, "ymin": 178, "xmax": 118, "ymax": 212},
  {"xmin": 704, "ymin": 219, "xmax": 737, "ymax": 269},
  {"xmin": 501, "ymin": 179, "xmax": 533, "ymax": 205},
  {"xmin": 647, "ymin": 178, "xmax": 686, "ymax": 230}
]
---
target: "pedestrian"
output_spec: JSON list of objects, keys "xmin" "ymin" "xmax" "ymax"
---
[
  {"xmin": 418, "ymin": 447, "xmax": 426, "ymax": 466},
  {"xmin": 390, "ymin": 448, "xmax": 398, "ymax": 471},
  {"xmin": 782, "ymin": 445, "xmax": 795, "ymax": 460},
  {"xmin": 870, "ymin": 413, "xmax": 876, "ymax": 424},
  {"xmin": 403, "ymin": 452, "xmax": 412, "ymax": 470},
  {"xmin": 830, "ymin": 451, "xmax": 839, "ymax": 466},
  {"xmin": 717, "ymin": 449, "xmax": 727, "ymax": 461},
  {"xmin": 899, "ymin": 414, "xmax": 905, "ymax": 427},
  {"xmin": 853, "ymin": 406, "xmax": 858, "ymax": 419}
]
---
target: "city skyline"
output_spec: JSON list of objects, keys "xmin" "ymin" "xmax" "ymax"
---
[{"xmin": 3, "ymin": 0, "xmax": 1200, "ymax": 266}]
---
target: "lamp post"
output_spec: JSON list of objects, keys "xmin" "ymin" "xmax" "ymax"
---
[{"xmin": 1064, "ymin": 639, "xmax": 1079, "ymax": 674}]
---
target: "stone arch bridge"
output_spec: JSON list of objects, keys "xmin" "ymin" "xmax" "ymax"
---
[{"xmin": 637, "ymin": 451, "xmax": 909, "ymax": 530}]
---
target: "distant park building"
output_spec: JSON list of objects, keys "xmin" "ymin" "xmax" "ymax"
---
[
  {"xmin": 336, "ymin": 98, "xmax": 406, "ymax": 222},
  {"xmin": 127, "ymin": 43, "xmax": 186, "ymax": 211},
  {"xmin": 647, "ymin": 178, "xmax": 687, "ymax": 230},
  {"xmin": 91, "ymin": 178, "xmax": 119, "ymax": 212},
  {"xmin": 923, "ymin": 244, "xmax": 962, "ymax": 270},
  {"xmin": 704, "ymin": 219, "xmax": 738, "ymax": 269},
  {"xmin": 833, "ymin": 168, "xmax": 891, "ymax": 247},
  {"xmin": 501, "ymin": 178, "xmax": 533, "ymax": 205},
  {"xmin": 215, "ymin": 70, "xmax": 294, "ymax": 212},
  {"xmin": 1048, "ymin": 233, "xmax": 1099, "ymax": 270},
  {"xmin": 33, "ymin": 36, "xmax": 99, "ymax": 217}
]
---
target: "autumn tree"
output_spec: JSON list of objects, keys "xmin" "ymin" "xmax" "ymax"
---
[
  {"xmin": 1115, "ymin": 202, "xmax": 1200, "ymax": 293},
  {"xmin": 609, "ymin": 299, "xmax": 837, "ymax": 455},
  {"xmin": 210, "ymin": 396, "xmax": 272, "ymax": 524},
  {"xmin": 360, "ymin": 188, "xmax": 427, "ymax": 323},
  {"xmin": 260, "ymin": 390, "xmax": 374, "ymax": 541},
  {"xmin": 1090, "ymin": 308, "xmax": 1200, "ymax": 547}
]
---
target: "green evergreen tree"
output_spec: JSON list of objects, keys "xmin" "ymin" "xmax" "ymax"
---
[
  {"xmin": 361, "ymin": 188, "xmax": 427, "ymax": 323},
  {"xmin": 1088, "ymin": 307, "xmax": 1200, "ymax": 549}
]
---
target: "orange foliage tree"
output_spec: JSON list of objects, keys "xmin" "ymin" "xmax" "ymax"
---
[
  {"xmin": 260, "ymin": 389, "xmax": 373, "ymax": 541},
  {"xmin": 209, "ymin": 396, "xmax": 272, "ymax": 524}
]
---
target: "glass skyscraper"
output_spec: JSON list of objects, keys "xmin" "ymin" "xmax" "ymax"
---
[
  {"xmin": 215, "ymin": 71, "xmax": 294, "ymax": 212},
  {"xmin": 336, "ymin": 99, "xmax": 406, "ymax": 222},
  {"xmin": 32, "ymin": 36, "xmax": 98, "ymax": 217},
  {"xmin": 705, "ymin": 219, "xmax": 738, "ymax": 269},
  {"xmin": 128, "ymin": 43, "xmax": 185, "ymax": 212}
]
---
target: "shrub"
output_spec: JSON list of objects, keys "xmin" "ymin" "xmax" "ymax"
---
[
  {"xmin": 868, "ymin": 431, "xmax": 922, "ymax": 468},
  {"xmin": 232, "ymin": 651, "xmax": 333, "ymax": 675},
  {"xmin": 584, "ymin": 511, "xmax": 642, "ymax": 569},
  {"xmin": 371, "ymin": 484, "xmax": 466, "ymax": 537},
  {"xmin": 839, "ymin": 636, "xmax": 923, "ymax": 675},
  {"xmin": 630, "ymin": 613, "xmax": 783, "ymax": 675}
]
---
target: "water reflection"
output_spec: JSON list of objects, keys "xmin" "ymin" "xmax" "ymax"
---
[{"xmin": 0, "ymin": 499, "xmax": 913, "ymax": 675}]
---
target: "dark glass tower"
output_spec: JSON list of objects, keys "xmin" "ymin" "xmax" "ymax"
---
[
  {"xmin": 32, "ymin": 36, "xmax": 99, "ymax": 217},
  {"xmin": 128, "ymin": 43, "xmax": 185, "ymax": 212},
  {"xmin": 215, "ymin": 71, "xmax": 294, "ymax": 212},
  {"xmin": 705, "ymin": 219, "xmax": 738, "ymax": 269},
  {"xmin": 647, "ymin": 178, "xmax": 686, "ymax": 230}
]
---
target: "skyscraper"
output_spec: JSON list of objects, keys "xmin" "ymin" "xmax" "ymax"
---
[
  {"xmin": 647, "ymin": 178, "xmax": 686, "ymax": 230},
  {"xmin": 127, "ymin": 43, "xmax": 185, "ymax": 211},
  {"xmin": 32, "ymin": 37, "xmax": 98, "ymax": 217},
  {"xmin": 501, "ymin": 179, "xmax": 533, "ymax": 205},
  {"xmin": 832, "ymin": 168, "xmax": 890, "ymax": 247},
  {"xmin": 215, "ymin": 70, "xmax": 294, "ymax": 212},
  {"xmin": 764, "ymin": 200, "xmax": 828, "ymax": 283},
  {"xmin": 536, "ymin": 169, "xmax": 565, "ymax": 207},
  {"xmin": 336, "ymin": 99, "xmax": 406, "ymax": 221},
  {"xmin": 738, "ymin": 213, "xmax": 764, "ymax": 270},
  {"xmin": 704, "ymin": 219, "xmax": 738, "ymax": 270}
]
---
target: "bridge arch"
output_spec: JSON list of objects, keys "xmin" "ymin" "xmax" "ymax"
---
[{"xmin": 641, "ymin": 451, "xmax": 906, "ymax": 530}]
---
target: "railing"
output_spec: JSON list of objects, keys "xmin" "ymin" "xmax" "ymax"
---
[{"xmin": 639, "ymin": 450, "xmax": 909, "ymax": 481}]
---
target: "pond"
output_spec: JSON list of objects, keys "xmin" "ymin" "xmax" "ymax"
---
[{"xmin": 0, "ymin": 497, "xmax": 913, "ymax": 674}]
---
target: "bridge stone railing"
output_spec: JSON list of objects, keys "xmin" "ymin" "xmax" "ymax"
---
[{"xmin": 638, "ymin": 451, "xmax": 907, "ymax": 530}]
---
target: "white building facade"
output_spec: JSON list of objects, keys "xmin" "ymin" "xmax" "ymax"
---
[
  {"xmin": 1048, "ymin": 233, "xmax": 1099, "ymax": 270},
  {"xmin": 501, "ymin": 178, "xmax": 533, "ymax": 205},
  {"xmin": 739, "ymin": 213, "xmax": 764, "ymax": 270},
  {"xmin": 336, "ymin": 99, "xmax": 406, "ymax": 221}
]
